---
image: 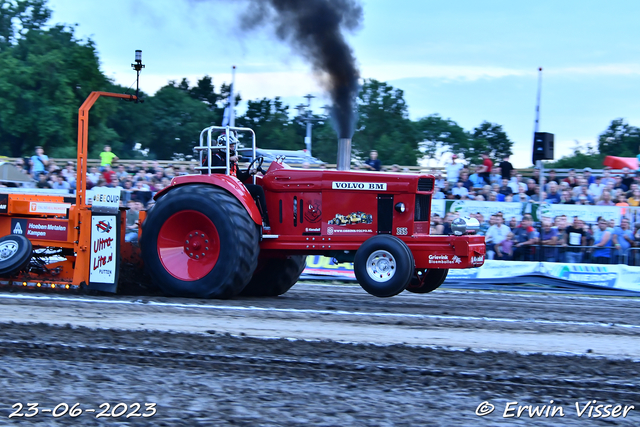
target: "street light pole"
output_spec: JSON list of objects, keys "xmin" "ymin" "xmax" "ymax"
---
[{"xmin": 297, "ymin": 94, "xmax": 317, "ymax": 157}]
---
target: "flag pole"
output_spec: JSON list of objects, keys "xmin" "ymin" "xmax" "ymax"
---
[{"xmin": 229, "ymin": 65, "xmax": 236, "ymax": 127}]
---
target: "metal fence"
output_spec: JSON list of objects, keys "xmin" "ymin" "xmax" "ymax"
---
[{"xmin": 487, "ymin": 244, "xmax": 639, "ymax": 265}]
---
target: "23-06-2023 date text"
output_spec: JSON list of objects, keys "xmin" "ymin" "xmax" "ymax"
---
[{"xmin": 9, "ymin": 402, "xmax": 157, "ymax": 418}]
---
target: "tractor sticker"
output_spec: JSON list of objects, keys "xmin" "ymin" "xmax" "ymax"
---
[
  {"xmin": 328, "ymin": 212, "xmax": 373, "ymax": 226},
  {"xmin": 28, "ymin": 202, "xmax": 71, "ymax": 214},
  {"xmin": 90, "ymin": 215, "xmax": 118, "ymax": 284},
  {"xmin": 303, "ymin": 199, "xmax": 322, "ymax": 223},
  {"xmin": 10, "ymin": 218, "xmax": 68, "ymax": 241},
  {"xmin": 96, "ymin": 220, "xmax": 113, "ymax": 233},
  {"xmin": 428, "ymin": 254, "xmax": 462, "ymax": 265},
  {"xmin": 0, "ymin": 194, "xmax": 7, "ymax": 213},
  {"xmin": 91, "ymin": 187, "xmax": 121, "ymax": 214},
  {"xmin": 332, "ymin": 182, "xmax": 387, "ymax": 191},
  {"xmin": 471, "ymin": 255, "xmax": 484, "ymax": 265}
]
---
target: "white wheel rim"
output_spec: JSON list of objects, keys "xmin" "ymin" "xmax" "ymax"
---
[
  {"xmin": 0, "ymin": 240, "xmax": 19, "ymax": 262},
  {"xmin": 366, "ymin": 250, "xmax": 396, "ymax": 282}
]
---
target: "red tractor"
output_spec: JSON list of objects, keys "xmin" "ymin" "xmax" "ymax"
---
[
  {"xmin": 0, "ymin": 88, "xmax": 484, "ymax": 298},
  {"xmin": 140, "ymin": 126, "xmax": 486, "ymax": 299}
]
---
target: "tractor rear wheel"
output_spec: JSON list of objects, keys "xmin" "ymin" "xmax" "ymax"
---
[
  {"xmin": 354, "ymin": 235, "xmax": 414, "ymax": 297},
  {"xmin": 141, "ymin": 184, "xmax": 259, "ymax": 298},
  {"xmin": 406, "ymin": 269, "xmax": 449, "ymax": 294},
  {"xmin": 0, "ymin": 235, "xmax": 32, "ymax": 276},
  {"xmin": 240, "ymin": 255, "xmax": 306, "ymax": 297}
]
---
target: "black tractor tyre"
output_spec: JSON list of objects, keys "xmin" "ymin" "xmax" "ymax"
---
[
  {"xmin": 354, "ymin": 235, "xmax": 414, "ymax": 298},
  {"xmin": 0, "ymin": 234, "xmax": 32, "ymax": 276},
  {"xmin": 406, "ymin": 269, "xmax": 449, "ymax": 294},
  {"xmin": 240, "ymin": 255, "xmax": 307, "ymax": 297},
  {"xmin": 140, "ymin": 184, "xmax": 260, "ymax": 299}
]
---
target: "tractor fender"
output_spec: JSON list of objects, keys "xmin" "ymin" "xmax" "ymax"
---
[{"xmin": 154, "ymin": 175, "xmax": 262, "ymax": 226}]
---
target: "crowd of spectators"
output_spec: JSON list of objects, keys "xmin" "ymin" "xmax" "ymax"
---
[
  {"xmin": 432, "ymin": 155, "xmax": 640, "ymax": 209},
  {"xmin": 7, "ymin": 146, "xmax": 640, "ymax": 263},
  {"xmin": 431, "ymin": 211, "xmax": 640, "ymax": 265}
]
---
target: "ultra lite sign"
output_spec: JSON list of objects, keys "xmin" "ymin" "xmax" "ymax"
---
[{"xmin": 332, "ymin": 182, "xmax": 387, "ymax": 191}]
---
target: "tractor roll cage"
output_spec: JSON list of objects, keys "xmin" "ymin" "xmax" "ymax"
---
[{"xmin": 195, "ymin": 126, "xmax": 257, "ymax": 184}]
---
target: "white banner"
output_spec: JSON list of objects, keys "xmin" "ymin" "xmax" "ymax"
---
[
  {"xmin": 431, "ymin": 199, "xmax": 446, "ymax": 217},
  {"xmin": 448, "ymin": 200, "xmax": 524, "ymax": 222},
  {"xmin": 90, "ymin": 215, "xmax": 118, "ymax": 284}
]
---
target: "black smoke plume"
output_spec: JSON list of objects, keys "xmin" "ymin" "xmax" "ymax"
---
[{"xmin": 241, "ymin": 0, "xmax": 362, "ymax": 138}]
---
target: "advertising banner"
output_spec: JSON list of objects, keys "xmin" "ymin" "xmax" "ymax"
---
[
  {"xmin": 89, "ymin": 214, "xmax": 120, "ymax": 291},
  {"xmin": 446, "ymin": 200, "xmax": 524, "ymax": 222},
  {"xmin": 301, "ymin": 257, "xmax": 640, "ymax": 293},
  {"xmin": 530, "ymin": 203, "xmax": 622, "ymax": 225},
  {"xmin": 10, "ymin": 218, "xmax": 69, "ymax": 241}
]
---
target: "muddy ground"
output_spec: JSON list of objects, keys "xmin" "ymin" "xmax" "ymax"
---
[{"xmin": 0, "ymin": 283, "xmax": 639, "ymax": 426}]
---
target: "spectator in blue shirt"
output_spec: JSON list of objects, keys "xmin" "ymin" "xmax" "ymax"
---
[
  {"xmin": 612, "ymin": 218, "xmax": 634, "ymax": 263},
  {"xmin": 30, "ymin": 146, "xmax": 49, "ymax": 176},
  {"xmin": 545, "ymin": 182, "xmax": 562, "ymax": 204},
  {"xmin": 364, "ymin": 150, "xmax": 381, "ymax": 171},
  {"xmin": 593, "ymin": 217, "xmax": 613, "ymax": 264}
]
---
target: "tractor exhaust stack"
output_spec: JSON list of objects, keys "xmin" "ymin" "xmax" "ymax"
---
[{"xmin": 337, "ymin": 138, "xmax": 351, "ymax": 171}]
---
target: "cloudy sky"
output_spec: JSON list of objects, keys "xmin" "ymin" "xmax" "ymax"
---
[{"xmin": 48, "ymin": 0, "xmax": 640, "ymax": 167}]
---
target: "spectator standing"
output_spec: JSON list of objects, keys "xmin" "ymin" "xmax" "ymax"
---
[
  {"xmin": 489, "ymin": 167, "xmax": 502, "ymax": 185},
  {"xmin": 545, "ymin": 182, "xmax": 561, "ymax": 204},
  {"xmin": 601, "ymin": 170, "xmax": 615, "ymax": 187},
  {"xmin": 445, "ymin": 155, "xmax": 463, "ymax": 184},
  {"xmin": 612, "ymin": 218, "xmax": 634, "ymax": 263},
  {"xmin": 563, "ymin": 169, "xmax": 579, "ymax": 188},
  {"xmin": 478, "ymin": 153, "xmax": 493, "ymax": 185},
  {"xmin": 102, "ymin": 165, "xmax": 117, "ymax": 188},
  {"xmin": 498, "ymin": 179, "xmax": 513, "ymax": 197},
  {"xmin": 99, "ymin": 145, "xmax": 119, "ymax": 170},
  {"xmin": 628, "ymin": 189, "xmax": 640, "ymax": 206},
  {"xmin": 50, "ymin": 175, "xmax": 71, "ymax": 191},
  {"xmin": 513, "ymin": 215, "xmax": 538, "ymax": 261},
  {"xmin": 364, "ymin": 150, "xmax": 381, "ymax": 171},
  {"xmin": 596, "ymin": 190, "xmax": 615, "ymax": 206},
  {"xmin": 545, "ymin": 170, "xmax": 558, "ymax": 191},
  {"xmin": 29, "ymin": 146, "xmax": 49, "ymax": 176},
  {"xmin": 525, "ymin": 179, "xmax": 537, "ymax": 197},
  {"xmin": 564, "ymin": 217, "xmax": 587, "ymax": 263},
  {"xmin": 485, "ymin": 215, "xmax": 511, "ymax": 260},
  {"xmin": 592, "ymin": 217, "xmax": 613, "ymax": 264},
  {"xmin": 583, "ymin": 167, "xmax": 595, "ymax": 185},
  {"xmin": 451, "ymin": 181, "xmax": 469, "ymax": 198},
  {"xmin": 589, "ymin": 176, "xmax": 605, "ymax": 199},
  {"xmin": 621, "ymin": 167, "xmax": 634, "ymax": 189},
  {"xmin": 496, "ymin": 232, "xmax": 514, "ymax": 260},
  {"xmin": 125, "ymin": 200, "xmax": 141, "ymax": 242},
  {"xmin": 498, "ymin": 155, "xmax": 513, "ymax": 181},
  {"xmin": 512, "ymin": 186, "xmax": 530, "ymax": 203},
  {"xmin": 540, "ymin": 219, "xmax": 559, "ymax": 262}
]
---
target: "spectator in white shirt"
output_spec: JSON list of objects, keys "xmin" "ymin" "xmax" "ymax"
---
[
  {"xmin": 485, "ymin": 215, "xmax": 511, "ymax": 260},
  {"xmin": 451, "ymin": 181, "xmax": 469, "ymax": 198},
  {"xmin": 589, "ymin": 176, "xmax": 605, "ymax": 199},
  {"xmin": 445, "ymin": 155, "xmax": 464, "ymax": 183}
]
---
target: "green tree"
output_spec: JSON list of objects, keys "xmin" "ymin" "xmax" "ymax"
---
[
  {"xmin": 462, "ymin": 122, "xmax": 514, "ymax": 166},
  {"xmin": 354, "ymin": 79, "xmax": 420, "ymax": 166},
  {"xmin": 546, "ymin": 142, "xmax": 604, "ymax": 169},
  {"xmin": 598, "ymin": 118, "xmax": 640, "ymax": 158},
  {"xmin": 415, "ymin": 114, "xmax": 470, "ymax": 161},
  {"xmin": 0, "ymin": 0, "xmax": 114, "ymax": 157},
  {"xmin": 145, "ymin": 82, "xmax": 219, "ymax": 159},
  {"xmin": 236, "ymin": 97, "xmax": 301, "ymax": 150}
]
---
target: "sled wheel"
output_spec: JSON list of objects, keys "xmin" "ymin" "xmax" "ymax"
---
[
  {"xmin": 0, "ymin": 235, "xmax": 32, "ymax": 276},
  {"xmin": 406, "ymin": 269, "xmax": 449, "ymax": 294},
  {"xmin": 354, "ymin": 235, "xmax": 414, "ymax": 297},
  {"xmin": 241, "ymin": 255, "xmax": 307, "ymax": 297},
  {"xmin": 141, "ymin": 184, "xmax": 259, "ymax": 298}
]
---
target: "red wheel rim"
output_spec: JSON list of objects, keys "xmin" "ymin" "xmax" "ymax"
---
[{"xmin": 157, "ymin": 210, "xmax": 221, "ymax": 281}]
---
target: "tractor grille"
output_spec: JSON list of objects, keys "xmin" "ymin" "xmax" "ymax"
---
[
  {"xmin": 418, "ymin": 178, "xmax": 434, "ymax": 192},
  {"xmin": 414, "ymin": 194, "xmax": 431, "ymax": 221}
]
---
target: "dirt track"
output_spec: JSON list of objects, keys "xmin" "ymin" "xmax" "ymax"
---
[{"xmin": 0, "ymin": 283, "xmax": 639, "ymax": 426}]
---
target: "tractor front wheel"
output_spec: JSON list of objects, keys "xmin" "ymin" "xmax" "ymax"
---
[
  {"xmin": 406, "ymin": 269, "xmax": 449, "ymax": 294},
  {"xmin": 0, "ymin": 235, "xmax": 32, "ymax": 276},
  {"xmin": 240, "ymin": 255, "xmax": 307, "ymax": 297},
  {"xmin": 141, "ymin": 185, "xmax": 259, "ymax": 298},
  {"xmin": 354, "ymin": 235, "xmax": 414, "ymax": 297}
]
